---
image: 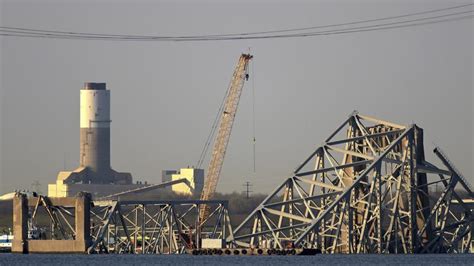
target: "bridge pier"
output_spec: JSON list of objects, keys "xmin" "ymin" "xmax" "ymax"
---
[{"xmin": 12, "ymin": 193, "xmax": 92, "ymax": 253}]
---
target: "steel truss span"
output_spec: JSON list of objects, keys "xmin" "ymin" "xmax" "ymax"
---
[
  {"xmin": 88, "ymin": 200, "xmax": 232, "ymax": 254},
  {"xmin": 230, "ymin": 112, "xmax": 473, "ymax": 253}
]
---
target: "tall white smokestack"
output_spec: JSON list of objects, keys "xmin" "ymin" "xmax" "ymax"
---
[
  {"xmin": 80, "ymin": 83, "xmax": 112, "ymax": 183},
  {"xmin": 56, "ymin": 82, "xmax": 132, "ymax": 185}
]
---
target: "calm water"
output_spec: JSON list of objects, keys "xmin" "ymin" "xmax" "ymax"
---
[{"xmin": 0, "ymin": 254, "xmax": 473, "ymax": 265}]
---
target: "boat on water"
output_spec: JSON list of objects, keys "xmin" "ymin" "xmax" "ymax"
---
[
  {"xmin": 0, "ymin": 225, "xmax": 42, "ymax": 252},
  {"xmin": 0, "ymin": 232, "xmax": 13, "ymax": 252}
]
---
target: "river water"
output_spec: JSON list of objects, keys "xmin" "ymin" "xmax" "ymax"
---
[{"xmin": 0, "ymin": 253, "xmax": 473, "ymax": 265}]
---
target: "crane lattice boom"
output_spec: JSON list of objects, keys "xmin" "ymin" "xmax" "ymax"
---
[{"xmin": 199, "ymin": 54, "xmax": 252, "ymax": 222}]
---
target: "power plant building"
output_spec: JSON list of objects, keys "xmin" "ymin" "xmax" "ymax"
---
[
  {"xmin": 162, "ymin": 168, "xmax": 204, "ymax": 196},
  {"xmin": 48, "ymin": 83, "xmax": 137, "ymax": 198},
  {"xmin": 162, "ymin": 170, "xmax": 178, "ymax": 184}
]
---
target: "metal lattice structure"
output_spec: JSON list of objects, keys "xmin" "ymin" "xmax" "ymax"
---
[
  {"xmin": 29, "ymin": 196, "xmax": 76, "ymax": 240},
  {"xmin": 199, "ymin": 54, "xmax": 252, "ymax": 222},
  {"xmin": 88, "ymin": 200, "xmax": 232, "ymax": 254},
  {"xmin": 230, "ymin": 112, "xmax": 473, "ymax": 253},
  {"xmin": 13, "ymin": 195, "xmax": 232, "ymax": 254}
]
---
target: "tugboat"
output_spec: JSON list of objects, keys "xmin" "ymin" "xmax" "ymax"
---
[{"xmin": 0, "ymin": 229, "xmax": 13, "ymax": 252}]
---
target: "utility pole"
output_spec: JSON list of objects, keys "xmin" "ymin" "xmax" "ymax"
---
[{"xmin": 242, "ymin": 181, "xmax": 253, "ymax": 199}]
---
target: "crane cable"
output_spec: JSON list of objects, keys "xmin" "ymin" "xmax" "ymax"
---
[
  {"xmin": 196, "ymin": 68, "xmax": 234, "ymax": 168},
  {"xmin": 251, "ymin": 56, "xmax": 256, "ymax": 174}
]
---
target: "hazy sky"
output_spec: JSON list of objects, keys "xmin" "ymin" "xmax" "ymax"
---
[{"xmin": 0, "ymin": 0, "xmax": 472, "ymax": 195}]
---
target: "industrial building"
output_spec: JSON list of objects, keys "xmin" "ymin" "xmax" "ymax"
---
[
  {"xmin": 162, "ymin": 168, "xmax": 204, "ymax": 196},
  {"xmin": 48, "ymin": 83, "xmax": 139, "ymax": 198},
  {"xmin": 162, "ymin": 170, "xmax": 177, "ymax": 184}
]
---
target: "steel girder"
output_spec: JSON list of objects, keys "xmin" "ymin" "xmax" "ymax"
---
[
  {"xmin": 29, "ymin": 196, "xmax": 77, "ymax": 240},
  {"xmin": 230, "ymin": 112, "xmax": 473, "ymax": 254},
  {"xmin": 88, "ymin": 200, "xmax": 232, "ymax": 254}
]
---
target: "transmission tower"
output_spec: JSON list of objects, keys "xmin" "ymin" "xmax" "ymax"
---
[{"xmin": 242, "ymin": 181, "xmax": 253, "ymax": 199}]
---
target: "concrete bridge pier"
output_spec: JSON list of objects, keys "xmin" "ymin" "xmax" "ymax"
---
[{"xmin": 12, "ymin": 192, "xmax": 92, "ymax": 253}]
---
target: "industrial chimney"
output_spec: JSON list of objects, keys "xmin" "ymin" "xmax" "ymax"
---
[{"xmin": 55, "ymin": 83, "xmax": 132, "ymax": 185}]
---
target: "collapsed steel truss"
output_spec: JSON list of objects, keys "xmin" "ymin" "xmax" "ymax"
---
[
  {"xmin": 21, "ymin": 197, "xmax": 232, "ymax": 254},
  {"xmin": 88, "ymin": 200, "xmax": 232, "ymax": 254},
  {"xmin": 29, "ymin": 196, "xmax": 78, "ymax": 241},
  {"xmin": 231, "ymin": 112, "xmax": 473, "ymax": 253}
]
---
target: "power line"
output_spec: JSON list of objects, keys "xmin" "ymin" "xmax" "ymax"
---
[
  {"xmin": 0, "ymin": 3, "xmax": 471, "ymax": 38},
  {"xmin": 207, "ymin": 3, "xmax": 473, "ymax": 36},
  {"xmin": 0, "ymin": 5, "xmax": 472, "ymax": 41},
  {"xmin": 1, "ymin": 14, "xmax": 471, "ymax": 41}
]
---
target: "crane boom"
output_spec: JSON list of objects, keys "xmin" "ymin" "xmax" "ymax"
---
[{"xmin": 199, "ymin": 54, "xmax": 253, "ymax": 222}]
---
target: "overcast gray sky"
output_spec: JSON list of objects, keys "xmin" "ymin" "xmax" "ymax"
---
[{"xmin": 0, "ymin": 0, "xmax": 472, "ymax": 195}]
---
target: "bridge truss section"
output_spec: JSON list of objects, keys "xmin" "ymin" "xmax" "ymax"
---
[
  {"xmin": 230, "ymin": 112, "xmax": 472, "ymax": 254},
  {"xmin": 88, "ymin": 200, "xmax": 232, "ymax": 254}
]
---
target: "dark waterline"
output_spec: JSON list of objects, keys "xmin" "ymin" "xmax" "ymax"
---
[{"xmin": 0, "ymin": 254, "xmax": 473, "ymax": 265}]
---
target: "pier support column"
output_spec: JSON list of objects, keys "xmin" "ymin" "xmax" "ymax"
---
[
  {"xmin": 75, "ymin": 192, "xmax": 92, "ymax": 250},
  {"xmin": 12, "ymin": 193, "xmax": 28, "ymax": 253}
]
